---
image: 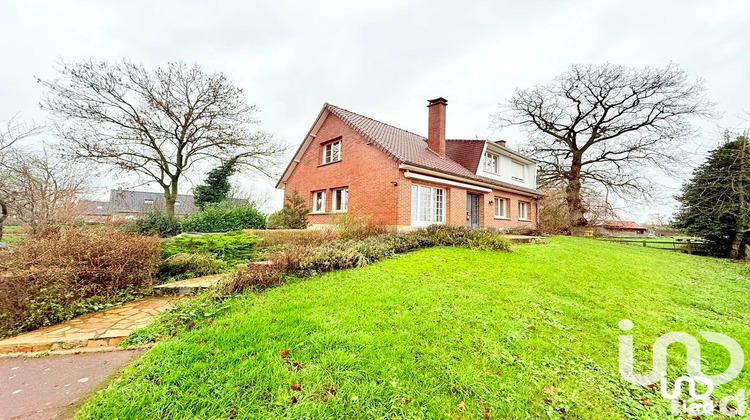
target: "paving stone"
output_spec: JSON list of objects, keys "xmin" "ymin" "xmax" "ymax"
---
[{"xmin": 0, "ymin": 297, "xmax": 173, "ymax": 354}]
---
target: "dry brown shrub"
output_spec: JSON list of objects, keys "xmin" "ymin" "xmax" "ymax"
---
[{"xmin": 0, "ymin": 226, "xmax": 162, "ymax": 337}]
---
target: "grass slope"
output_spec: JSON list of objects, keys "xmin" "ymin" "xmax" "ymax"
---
[{"xmin": 78, "ymin": 237, "xmax": 750, "ymax": 419}]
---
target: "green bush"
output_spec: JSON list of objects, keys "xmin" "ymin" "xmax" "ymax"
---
[
  {"xmin": 121, "ymin": 212, "xmax": 182, "ymax": 237},
  {"xmin": 267, "ymin": 190, "xmax": 309, "ymax": 229},
  {"xmin": 182, "ymin": 202, "xmax": 266, "ymax": 232},
  {"xmin": 157, "ymin": 252, "xmax": 227, "ymax": 282},
  {"xmin": 162, "ymin": 231, "xmax": 258, "ymax": 265}
]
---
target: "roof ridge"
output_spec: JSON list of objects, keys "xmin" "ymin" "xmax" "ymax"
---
[{"xmin": 325, "ymin": 103, "xmax": 426, "ymax": 140}]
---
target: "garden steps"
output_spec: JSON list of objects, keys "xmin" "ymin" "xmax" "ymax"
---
[
  {"xmin": 154, "ymin": 273, "xmax": 228, "ymax": 296},
  {"xmin": 0, "ymin": 297, "xmax": 173, "ymax": 355},
  {"xmin": 506, "ymin": 235, "xmax": 546, "ymax": 244}
]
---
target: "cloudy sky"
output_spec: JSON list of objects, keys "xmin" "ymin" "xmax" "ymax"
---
[{"xmin": 2, "ymin": 0, "xmax": 749, "ymax": 219}]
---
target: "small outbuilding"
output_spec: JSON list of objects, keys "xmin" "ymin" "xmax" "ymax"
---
[{"xmin": 597, "ymin": 221, "xmax": 647, "ymax": 237}]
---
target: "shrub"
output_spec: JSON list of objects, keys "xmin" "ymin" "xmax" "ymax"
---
[
  {"xmin": 331, "ymin": 212, "xmax": 389, "ymax": 241},
  {"xmin": 273, "ymin": 225, "xmax": 510, "ymax": 276},
  {"xmin": 221, "ymin": 264, "xmax": 284, "ymax": 294},
  {"xmin": 182, "ymin": 202, "xmax": 266, "ymax": 232},
  {"xmin": 157, "ymin": 252, "xmax": 227, "ymax": 282},
  {"xmin": 121, "ymin": 212, "xmax": 182, "ymax": 237},
  {"xmin": 0, "ymin": 227, "xmax": 162, "ymax": 337},
  {"xmin": 162, "ymin": 231, "xmax": 258, "ymax": 265},
  {"xmin": 267, "ymin": 190, "xmax": 309, "ymax": 229},
  {"xmin": 246, "ymin": 229, "xmax": 327, "ymax": 248}
]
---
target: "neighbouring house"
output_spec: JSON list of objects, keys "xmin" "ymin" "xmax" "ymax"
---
[
  {"xmin": 79, "ymin": 189, "xmax": 198, "ymax": 222},
  {"xmin": 77, "ymin": 200, "xmax": 110, "ymax": 224},
  {"xmin": 597, "ymin": 221, "xmax": 647, "ymax": 237},
  {"xmin": 276, "ymin": 98, "xmax": 543, "ymax": 231}
]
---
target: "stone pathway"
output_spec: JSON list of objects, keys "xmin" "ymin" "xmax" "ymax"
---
[{"xmin": 0, "ymin": 298, "xmax": 173, "ymax": 354}]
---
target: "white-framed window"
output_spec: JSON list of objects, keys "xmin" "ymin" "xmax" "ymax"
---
[
  {"xmin": 332, "ymin": 187, "xmax": 348, "ymax": 212},
  {"xmin": 511, "ymin": 161, "xmax": 526, "ymax": 182},
  {"xmin": 144, "ymin": 198, "xmax": 154, "ymax": 205},
  {"xmin": 518, "ymin": 201, "xmax": 529, "ymax": 220},
  {"xmin": 410, "ymin": 185, "xmax": 445, "ymax": 227},
  {"xmin": 322, "ymin": 140, "xmax": 341, "ymax": 164},
  {"xmin": 484, "ymin": 152, "xmax": 499, "ymax": 174},
  {"xmin": 494, "ymin": 198, "xmax": 508, "ymax": 218},
  {"xmin": 312, "ymin": 190, "xmax": 326, "ymax": 213}
]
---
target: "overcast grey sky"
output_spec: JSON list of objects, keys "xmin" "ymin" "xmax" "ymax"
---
[{"xmin": 2, "ymin": 0, "xmax": 749, "ymax": 220}]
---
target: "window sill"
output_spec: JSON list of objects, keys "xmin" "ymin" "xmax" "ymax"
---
[
  {"xmin": 318, "ymin": 160, "xmax": 341, "ymax": 168},
  {"xmin": 309, "ymin": 211, "xmax": 329, "ymax": 215},
  {"xmin": 518, "ymin": 218, "xmax": 533, "ymax": 222},
  {"xmin": 494, "ymin": 216, "xmax": 511, "ymax": 220}
]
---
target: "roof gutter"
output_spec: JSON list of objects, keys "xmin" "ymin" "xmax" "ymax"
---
[{"xmin": 399, "ymin": 164, "xmax": 541, "ymax": 198}]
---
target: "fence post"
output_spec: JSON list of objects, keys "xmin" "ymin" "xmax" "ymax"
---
[
  {"xmin": 687, "ymin": 241, "xmax": 693, "ymax": 255},
  {"xmin": 643, "ymin": 240, "xmax": 646, "ymax": 247}
]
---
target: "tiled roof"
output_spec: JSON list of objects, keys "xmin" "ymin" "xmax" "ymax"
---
[
  {"xmin": 445, "ymin": 139, "xmax": 486, "ymax": 173},
  {"xmin": 325, "ymin": 104, "xmax": 541, "ymax": 196},
  {"xmin": 108, "ymin": 190, "xmax": 198, "ymax": 215},
  {"xmin": 602, "ymin": 221, "xmax": 645, "ymax": 230}
]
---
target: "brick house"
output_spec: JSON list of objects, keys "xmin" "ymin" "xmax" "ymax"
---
[{"xmin": 276, "ymin": 98, "xmax": 542, "ymax": 231}]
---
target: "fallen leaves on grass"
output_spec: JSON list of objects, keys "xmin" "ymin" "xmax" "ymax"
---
[
  {"xmin": 543, "ymin": 385, "xmax": 555, "ymax": 395},
  {"xmin": 290, "ymin": 382, "xmax": 302, "ymax": 391},
  {"xmin": 457, "ymin": 401, "xmax": 466, "ymax": 411},
  {"xmin": 279, "ymin": 348, "xmax": 290, "ymax": 358},
  {"xmin": 527, "ymin": 325, "xmax": 536, "ymax": 330},
  {"xmin": 290, "ymin": 396, "xmax": 298, "ymax": 404}
]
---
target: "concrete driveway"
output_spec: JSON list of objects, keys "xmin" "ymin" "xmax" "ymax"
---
[{"xmin": 0, "ymin": 349, "xmax": 144, "ymax": 419}]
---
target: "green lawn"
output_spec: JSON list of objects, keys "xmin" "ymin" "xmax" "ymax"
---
[{"xmin": 78, "ymin": 237, "xmax": 750, "ymax": 419}]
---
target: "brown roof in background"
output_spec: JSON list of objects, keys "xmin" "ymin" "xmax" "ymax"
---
[
  {"xmin": 601, "ymin": 221, "xmax": 646, "ymax": 230},
  {"xmin": 325, "ymin": 104, "xmax": 541, "ymax": 196}
]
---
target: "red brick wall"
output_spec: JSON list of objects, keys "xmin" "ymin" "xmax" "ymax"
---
[
  {"xmin": 283, "ymin": 112, "xmax": 402, "ymax": 227},
  {"xmin": 283, "ymin": 111, "xmax": 538, "ymax": 231},
  {"xmin": 394, "ymin": 179, "xmax": 538, "ymax": 230}
]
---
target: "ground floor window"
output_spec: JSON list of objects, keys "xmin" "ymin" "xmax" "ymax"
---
[
  {"xmin": 312, "ymin": 190, "xmax": 326, "ymax": 213},
  {"xmin": 518, "ymin": 201, "xmax": 529, "ymax": 220},
  {"xmin": 494, "ymin": 197, "xmax": 508, "ymax": 218},
  {"xmin": 332, "ymin": 187, "xmax": 348, "ymax": 212},
  {"xmin": 411, "ymin": 185, "xmax": 445, "ymax": 227}
]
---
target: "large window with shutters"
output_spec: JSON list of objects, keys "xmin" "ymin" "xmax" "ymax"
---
[{"xmin": 410, "ymin": 185, "xmax": 445, "ymax": 227}]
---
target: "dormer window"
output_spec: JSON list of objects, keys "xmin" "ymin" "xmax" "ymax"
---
[
  {"xmin": 144, "ymin": 198, "xmax": 155, "ymax": 205},
  {"xmin": 511, "ymin": 161, "xmax": 526, "ymax": 182},
  {"xmin": 322, "ymin": 140, "xmax": 341, "ymax": 164},
  {"xmin": 484, "ymin": 152, "xmax": 499, "ymax": 174}
]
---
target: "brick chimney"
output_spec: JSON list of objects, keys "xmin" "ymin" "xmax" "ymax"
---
[
  {"xmin": 427, "ymin": 97, "xmax": 447, "ymax": 157},
  {"xmin": 495, "ymin": 140, "xmax": 507, "ymax": 147}
]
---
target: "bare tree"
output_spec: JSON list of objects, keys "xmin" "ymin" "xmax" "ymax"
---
[
  {"xmin": 0, "ymin": 149, "xmax": 89, "ymax": 236},
  {"xmin": 0, "ymin": 116, "xmax": 43, "ymax": 240},
  {"xmin": 38, "ymin": 60, "xmax": 286, "ymax": 216},
  {"xmin": 493, "ymin": 63, "xmax": 714, "ymax": 226}
]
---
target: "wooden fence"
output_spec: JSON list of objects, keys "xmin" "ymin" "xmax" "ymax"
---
[{"xmin": 601, "ymin": 238, "xmax": 709, "ymax": 254}]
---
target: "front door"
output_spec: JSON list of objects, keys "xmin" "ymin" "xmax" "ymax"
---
[{"xmin": 466, "ymin": 193, "xmax": 480, "ymax": 228}]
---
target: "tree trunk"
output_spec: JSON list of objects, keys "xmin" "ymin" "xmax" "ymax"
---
[
  {"xmin": 729, "ymin": 232, "xmax": 743, "ymax": 259},
  {"xmin": 0, "ymin": 199, "xmax": 7, "ymax": 241},
  {"xmin": 565, "ymin": 153, "xmax": 588, "ymax": 227},
  {"xmin": 164, "ymin": 183, "xmax": 178, "ymax": 216}
]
